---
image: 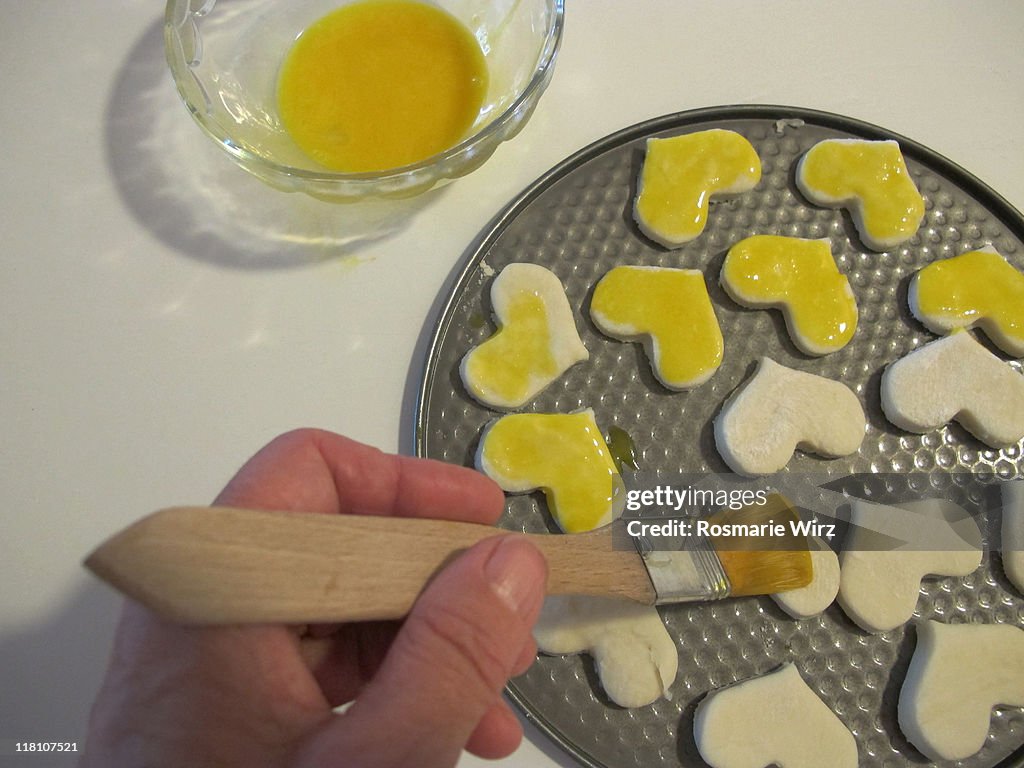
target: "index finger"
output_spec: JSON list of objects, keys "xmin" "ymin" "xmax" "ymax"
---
[{"xmin": 214, "ymin": 428, "xmax": 505, "ymax": 525}]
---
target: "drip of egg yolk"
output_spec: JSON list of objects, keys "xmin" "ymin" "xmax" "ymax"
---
[
  {"xmin": 722, "ymin": 235, "xmax": 858, "ymax": 355},
  {"xmin": 277, "ymin": 0, "xmax": 488, "ymax": 173},
  {"xmin": 478, "ymin": 410, "xmax": 621, "ymax": 534},
  {"xmin": 797, "ymin": 139, "xmax": 924, "ymax": 250},
  {"xmin": 634, "ymin": 129, "xmax": 761, "ymax": 247},
  {"xmin": 461, "ymin": 263, "xmax": 588, "ymax": 410},
  {"xmin": 590, "ymin": 266, "xmax": 723, "ymax": 389},
  {"xmin": 911, "ymin": 249, "xmax": 1024, "ymax": 356}
]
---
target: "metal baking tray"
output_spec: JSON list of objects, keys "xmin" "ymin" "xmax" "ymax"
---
[{"xmin": 413, "ymin": 105, "xmax": 1024, "ymax": 767}]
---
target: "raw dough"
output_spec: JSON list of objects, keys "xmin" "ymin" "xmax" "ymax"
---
[
  {"xmin": 899, "ymin": 620, "xmax": 1024, "ymax": 761},
  {"xmin": 713, "ymin": 357, "xmax": 866, "ymax": 476},
  {"xmin": 838, "ymin": 498, "xmax": 982, "ymax": 633},
  {"xmin": 460, "ymin": 262, "xmax": 587, "ymax": 409},
  {"xmin": 532, "ymin": 595, "xmax": 677, "ymax": 708},
  {"xmin": 880, "ymin": 330, "xmax": 1024, "ymax": 448},
  {"xmin": 694, "ymin": 663, "xmax": 857, "ymax": 768},
  {"xmin": 1003, "ymin": 480, "xmax": 1024, "ymax": 594},
  {"xmin": 770, "ymin": 537, "xmax": 840, "ymax": 619}
]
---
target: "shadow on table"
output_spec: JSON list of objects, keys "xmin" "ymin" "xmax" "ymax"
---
[
  {"xmin": 103, "ymin": 18, "xmax": 443, "ymax": 271},
  {"xmin": 0, "ymin": 581, "xmax": 121, "ymax": 754}
]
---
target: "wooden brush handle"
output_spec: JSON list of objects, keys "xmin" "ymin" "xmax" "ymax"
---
[{"xmin": 84, "ymin": 506, "xmax": 654, "ymax": 625}]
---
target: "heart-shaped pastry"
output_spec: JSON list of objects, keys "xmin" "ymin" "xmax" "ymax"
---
[
  {"xmin": 460, "ymin": 262, "xmax": 587, "ymax": 410},
  {"xmin": 796, "ymin": 138, "xmax": 924, "ymax": 251},
  {"xmin": 713, "ymin": 357, "xmax": 866, "ymax": 476},
  {"xmin": 633, "ymin": 129, "xmax": 761, "ymax": 248},
  {"xmin": 1003, "ymin": 480, "xmax": 1024, "ymax": 594},
  {"xmin": 721, "ymin": 235, "xmax": 858, "ymax": 355},
  {"xmin": 770, "ymin": 537, "xmax": 840, "ymax": 619},
  {"xmin": 838, "ymin": 498, "xmax": 982, "ymax": 633},
  {"xmin": 899, "ymin": 620, "xmax": 1024, "ymax": 761},
  {"xmin": 694, "ymin": 663, "xmax": 858, "ymax": 768},
  {"xmin": 590, "ymin": 265, "xmax": 723, "ymax": 389},
  {"xmin": 533, "ymin": 594, "xmax": 677, "ymax": 708},
  {"xmin": 880, "ymin": 330, "xmax": 1024, "ymax": 448},
  {"xmin": 476, "ymin": 409, "xmax": 621, "ymax": 533},
  {"xmin": 909, "ymin": 246, "xmax": 1024, "ymax": 356}
]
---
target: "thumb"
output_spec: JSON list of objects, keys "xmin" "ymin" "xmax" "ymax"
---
[{"xmin": 296, "ymin": 535, "xmax": 548, "ymax": 768}]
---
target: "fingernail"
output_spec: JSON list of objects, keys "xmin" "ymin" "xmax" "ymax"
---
[{"xmin": 484, "ymin": 537, "xmax": 548, "ymax": 619}]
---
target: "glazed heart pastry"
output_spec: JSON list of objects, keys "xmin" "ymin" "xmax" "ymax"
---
[
  {"xmin": 694, "ymin": 663, "xmax": 858, "ymax": 768},
  {"xmin": 476, "ymin": 409, "xmax": 620, "ymax": 533},
  {"xmin": 721, "ymin": 235, "xmax": 858, "ymax": 355},
  {"xmin": 909, "ymin": 246, "xmax": 1024, "ymax": 356},
  {"xmin": 899, "ymin": 620, "xmax": 1024, "ymax": 761},
  {"xmin": 590, "ymin": 265, "xmax": 723, "ymax": 389},
  {"xmin": 880, "ymin": 330, "xmax": 1024, "ymax": 448},
  {"xmin": 460, "ymin": 262, "xmax": 587, "ymax": 410},
  {"xmin": 838, "ymin": 498, "xmax": 982, "ymax": 633},
  {"xmin": 796, "ymin": 138, "xmax": 924, "ymax": 251},
  {"xmin": 633, "ymin": 129, "xmax": 761, "ymax": 248},
  {"xmin": 532, "ymin": 595, "xmax": 677, "ymax": 708},
  {"xmin": 713, "ymin": 357, "xmax": 866, "ymax": 476}
]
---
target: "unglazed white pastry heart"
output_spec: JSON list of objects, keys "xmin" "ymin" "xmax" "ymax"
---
[
  {"xmin": 838, "ymin": 498, "xmax": 982, "ymax": 633},
  {"xmin": 880, "ymin": 330, "xmax": 1024, "ymax": 448},
  {"xmin": 694, "ymin": 663, "xmax": 857, "ymax": 768},
  {"xmin": 899, "ymin": 620, "xmax": 1024, "ymax": 761},
  {"xmin": 532, "ymin": 595, "xmax": 677, "ymax": 708},
  {"xmin": 713, "ymin": 357, "xmax": 865, "ymax": 476}
]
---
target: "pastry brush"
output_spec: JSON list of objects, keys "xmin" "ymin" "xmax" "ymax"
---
[{"xmin": 84, "ymin": 495, "xmax": 812, "ymax": 625}]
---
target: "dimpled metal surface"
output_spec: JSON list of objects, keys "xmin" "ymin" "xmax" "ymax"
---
[{"xmin": 414, "ymin": 107, "xmax": 1024, "ymax": 768}]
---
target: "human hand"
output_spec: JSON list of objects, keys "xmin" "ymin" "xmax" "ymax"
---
[{"xmin": 80, "ymin": 429, "xmax": 547, "ymax": 768}]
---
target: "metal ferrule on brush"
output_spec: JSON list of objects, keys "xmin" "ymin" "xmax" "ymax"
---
[{"xmin": 632, "ymin": 532, "xmax": 731, "ymax": 603}]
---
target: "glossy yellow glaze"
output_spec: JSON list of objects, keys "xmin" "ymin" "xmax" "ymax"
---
[
  {"xmin": 480, "ymin": 411, "xmax": 621, "ymax": 534},
  {"xmin": 591, "ymin": 266, "xmax": 723, "ymax": 387},
  {"xmin": 722, "ymin": 235, "xmax": 858, "ymax": 354},
  {"xmin": 799, "ymin": 139, "xmax": 924, "ymax": 248},
  {"xmin": 634, "ymin": 129, "xmax": 761, "ymax": 245},
  {"xmin": 914, "ymin": 249, "xmax": 1024, "ymax": 351},
  {"xmin": 277, "ymin": 0, "xmax": 487, "ymax": 172},
  {"xmin": 463, "ymin": 291, "xmax": 558, "ymax": 405}
]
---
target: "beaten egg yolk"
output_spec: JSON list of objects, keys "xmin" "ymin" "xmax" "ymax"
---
[
  {"xmin": 722, "ymin": 235, "xmax": 858, "ymax": 355},
  {"xmin": 277, "ymin": 0, "xmax": 488, "ymax": 173},
  {"xmin": 634, "ymin": 129, "xmax": 762, "ymax": 246},
  {"xmin": 913, "ymin": 248, "xmax": 1024, "ymax": 354},
  {"xmin": 799, "ymin": 140, "xmax": 924, "ymax": 248},
  {"xmin": 480, "ymin": 411, "xmax": 621, "ymax": 534},
  {"xmin": 590, "ymin": 266, "xmax": 723, "ymax": 389},
  {"xmin": 463, "ymin": 291, "xmax": 559, "ymax": 406}
]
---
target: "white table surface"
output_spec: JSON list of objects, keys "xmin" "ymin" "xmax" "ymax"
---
[{"xmin": 3, "ymin": 1, "xmax": 1023, "ymax": 764}]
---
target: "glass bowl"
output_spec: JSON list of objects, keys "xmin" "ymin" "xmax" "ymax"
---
[{"xmin": 164, "ymin": 0, "xmax": 564, "ymax": 201}]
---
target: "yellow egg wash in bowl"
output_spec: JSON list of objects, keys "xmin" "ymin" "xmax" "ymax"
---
[
  {"xmin": 164, "ymin": 0, "xmax": 564, "ymax": 200},
  {"xmin": 277, "ymin": 1, "xmax": 488, "ymax": 173}
]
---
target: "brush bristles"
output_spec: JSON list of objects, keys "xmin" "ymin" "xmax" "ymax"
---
[{"xmin": 707, "ymin": 494, "xmax": 813, "ymax": 597}]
